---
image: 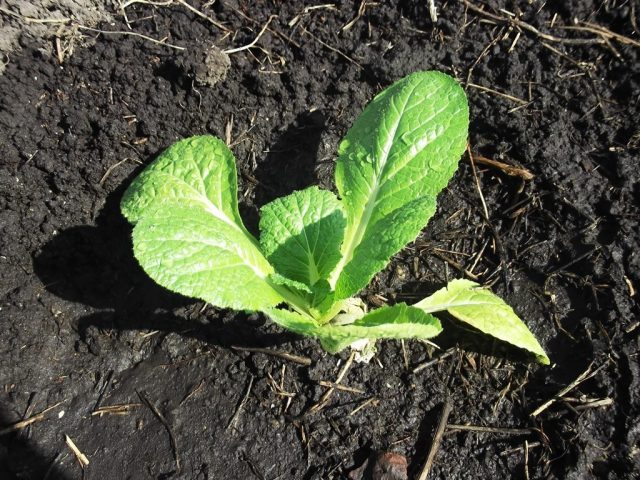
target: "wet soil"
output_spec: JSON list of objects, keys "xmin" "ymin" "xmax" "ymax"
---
[{"xmin": 1, "ymin": 1, "xmax": 639, "ymax": 479}]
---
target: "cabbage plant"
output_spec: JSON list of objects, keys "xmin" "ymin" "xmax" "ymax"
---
[{"xmin": 121, "ymin": 71, "xmax": 549, "ymax": 364}]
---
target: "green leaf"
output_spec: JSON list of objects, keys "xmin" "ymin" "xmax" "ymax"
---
[
  {"xmin": 266, "ymin": 303, "xmax": 442, "ymax": 354},
  {"xmin": 265, "ymin": 307, "xmax": 321, "ymax": 338},
  {"xmin": 121, "ymin": 136, "xmax": 288, "ymax": 311},
  {"xmin": 319, "ymin": 303, "xmax": 443, "ymax": 353},
  {"xmin": 132, "ymin": 203, "xmax": 286, "ymax": 310},
  {"xmin": 332, "ymin": 71, "xmax": 469, "ymax": 299},
  {"xmin": 122, "ymin": 136, "xmax": 246, "ymax": 233},
  {"xmin": 414, "ymin": 279, "xmax": 550, "ymax": 364},
  {"xmin": 334, "ymin": 196, "xmax": 436, "ymax": 298},
  {"xmin": 269, "ymin": 272, "xmax": 313, "ymax": 295},
  {"xmin": 306, "ymin": 279, "xmax": 336, "ymax": 317},
  {"xmin": 259, "ymin": 186, "xmax": 346, "ymax": 287}
]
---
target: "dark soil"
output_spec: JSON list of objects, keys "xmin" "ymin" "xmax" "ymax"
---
[{"xmin": 1, "ymin": 1, "xmax": 639, "ymax": 479}]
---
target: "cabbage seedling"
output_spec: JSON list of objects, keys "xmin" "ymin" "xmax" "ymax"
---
[{"xmin": 121, "ymin": 71, "xmax": 549, "ymax": 364}]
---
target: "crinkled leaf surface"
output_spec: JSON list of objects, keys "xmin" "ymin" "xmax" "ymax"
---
[
  {"xmin": 132, "ymin": 203, "xmax": 284, "ymax": 310},
  {"xmin": 333, "ymin": 71, "xmax": 469, "ymax": 299},
  {"xmin": 267, "ymin": 303, "xmax": 441, "ymax": 354},
  {"xmin": 121, "ymin": 136, "xmax": 287, "ymax": 311},
  {"xmin": 122, "ymin": 136, "xmax": 245, "ymax": 230},
  {"xmin": 269, "ymin": 272, "xmax": 313, "ymax": 295},
  {"xmin": 414, "ymin": 279, "xmax": 550, "ymax": 364},
  {"xmin": 259, "ymin": 186, "xmax": 345, "ymax": 287}
]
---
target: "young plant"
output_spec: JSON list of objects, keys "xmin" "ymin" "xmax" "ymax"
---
[{"xmin": 121, "ymin": 71, "xmax": 549, "ymax": 364}]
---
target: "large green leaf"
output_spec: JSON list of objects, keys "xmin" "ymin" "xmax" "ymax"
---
[
  {"xmin": 132, "ymin": 203, "xmax": 285, "ymax": 311},
  {"xmin": 266, "ymin": 303, "xmax": 441, "ymax": 354},
  {"xmin": 121, "ymin": 136, "xmax": 290, "ymax": 312},
  {"xmin": 332, "ymin": 71, "xmax": 469, "ymax": 299},
  {"xmin": 122, "ymin": 136, "xmax": 246, "ymax": 232},
  {"xmin": 259, "ymin": 186, "xmax": 345, "ymax": 287},
  {"xmin": 414, "ymin": 279, "xmax": 550, "ymax": 364}
]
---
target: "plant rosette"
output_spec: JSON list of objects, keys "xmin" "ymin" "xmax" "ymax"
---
[{"xmin": 121, "ymin": 71, "xmax": 549, "ymax": 365}]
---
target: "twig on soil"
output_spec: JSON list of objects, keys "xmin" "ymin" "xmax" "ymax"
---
[
  {"xmin": 225, "ymin": 115, "xmax": 234, "ymax": 145},
  {"xmin": 92, "ymin": 403, "xmax": 142, "ymax": 417},
  {"xmin": 531, "ymin": 361, "xmax": 609, "ymax": 417},
  {"xmin": 232, "ymin": 8, "xmax": 300, "ymax": 49},
  {"xmin": 467, "ymin": 146, "xmax": 509, "ymax": 291},
  {"xmin": 342, "ymin": 1, "xmax": 378, "ymax": 31},
  {"xmin": 223, "ymin": 15, "xmax": 276, "ymax": 54},
  {"xmin": 558, "ymin": 22, "xmax": 640, "ymax": 49},
  {"xmin": 412, "ymin": 348, "xmax": 455, "ymax": 373},
  {"xmin": 465, "ymin": 26, "xmax": 505, "ymax": 85},
  {"xmin": 463, "ymin": 1, "xmax": 605, "ymax": 46},
  {"xmin": 427, "ymin": 0, "xmax": 438, "ymax": 23},
  {"xmin": 42, "ymin": 453, "xmax": 62, "ymax": 480},
  {"xmin": 563, "ymin": 397, "xmax": 613, "ymax": 410},
  {"xmin": 301, "ymin": 27, "xmax": 363, "ymax": 70},
  {"xmin": 0, "ymin": 6, "xmax": 69, "ymax": 24},
  {"xmin": 540, "ymin": 42, "xmax": 595, "ymax": 70},
  {"xmin": 500, "ymin": 441, "xmax": 541, "ymax": 457},
  {"xmin": 180, "ymin": 379, "xmax": 206, "ymax": 406},
  {"xmin": 266, "ymin": 369, "xmax": 296, "ymax": 398},
  {"xmin": 65, "ymin": 435, "xmax": 90, "ymax": 467},
  {"xmin": 226, "ymin": 375, "xmax": 254, "ymax": 431},
  {"xmin": 546, "ymin": 246, "xmax": 600, "ymax": 276},
  {"xmin": 468, "ymin": 83, "xmax": 529, "ymax": 105},
  {"xmin": 431, "ymin": 250, "xmax": 479, "ymax": 281},
  {"xmin": 468, "ymin": 238, "xmax": 490, "ymax": 275},
  {"xmin": 19, "ymin": 393, "xmax": 38, "ymax": 437},
  {"xmin": 468, "ymin": 154, "xmax": 534, "ymax": 180},
  {"xmin": 0, "ymin": 402, "xmax": 63, "ymax": 436},
  {"xmin": 468, "ymin": 145, "xmax": 489, "ymax": 229},
  {"xmin": 288, "ymin": 4, "xmax": 338, "ymax": 28},
  {"xmin": 508, "ymin": 31, "xmax": 522, "ymax": 53},
  {"xmin": 401, "ymin": 339, "xmax": 409, "ymax": 369},
  {"xmin": 173, "ymin": 0, "xmax": 230, "ymax": 33},
  {"xmin": 137, "ymin": 391, "xmax": 181, "ymax": 472},
  {"xmin": 120, "ymin": 0, "xmax": 172, "ymax": 6},
  {"xmin": 540, "ymin": 42, "xmax": 608, "ymax": 117},
  {"xmin": 348, "ymin": 397, "xmax": 379, "ymax": 416},
  {"xmin": 318, "ymin": 381, "xmax": 365, "ymax": 394},
  {"xmin": 417, "ymin": 396, "xmax": 453, "ymax": 480},
  {"xmin": 624, "ymin": 276, "xmax": 636, "ymax": 297},
  {"xmin": 241, "ymin": 452, "xmax": 267, "ymax": 480},
  {"xmin": 99, "ymin": 158, "xmax": 141, "ymax": 186},
  {"xmin": 120, "ymin": 0, "xmax": 231, "ymax": 32},
  {"xmin": 446, "ymin": 424, "xmax": 534, "ymax": 435},
  {"xmin": 92, "ymin": 370, "xmax": 113, "ymax": 413},
  {"xmin": 76, "ymin": 25, "xmax": 185, "ymax": 50},
  {"xmin": 306, "ymin": 351, "xmax": 356, "ymax": 416},
  {"xmin": 119, "ymin": 0, "xmax": 172, "ymax": 28},
  {"xmin": 231, "ymin": 345, "xmax": 312, "ymax": 366}
]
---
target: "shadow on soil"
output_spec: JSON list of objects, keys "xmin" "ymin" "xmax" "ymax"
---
[
  {"xmin": 0, "ymin": 408, "xmax": 72, "ymax": 480},
  {"xmin": 32, "ymin": 116, "xmax": 326, "ymax": 351},
  {"xmin": 32, "ymin": 182, "xmax": 297, "ymax": 351},
  {"xmin": 253, "ymin": 110, "xmax": 325, "ymax": 206},
  {"xmin": 18, "ymin": 123, "xmax": 325, "ymax": 478}
]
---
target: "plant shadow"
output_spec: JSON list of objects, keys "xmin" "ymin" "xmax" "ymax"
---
[
  {"xmin": 0, "ymin": 405, "xmax": 72, "ymax": 480},
  {"xmin": 243, "ymin": 110, "xmax": 326, "ymax": 235},
  {"xmin": 32, "ymin": 180, "xmax": 294, "ymax": 352},
  {"xmin": 31, "ymin": 111, "xmax": 331, "ymax": 349}
]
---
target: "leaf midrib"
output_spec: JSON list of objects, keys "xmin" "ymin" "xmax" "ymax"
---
[
  {"xmin": 331, "ymin": 79, "xmax": 421, "ymax": 286},
  {"xmin": 416, "ymin": 298, "xmax": 501, "ymax": 313},
  {"xmin": 141, "ymin": 172, "xmax": 271, "ymax": 279}
]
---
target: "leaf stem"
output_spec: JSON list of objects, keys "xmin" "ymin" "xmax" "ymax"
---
[{"xmin": 269, "ymin": 282, "xmax": 317, "ymax": 320}]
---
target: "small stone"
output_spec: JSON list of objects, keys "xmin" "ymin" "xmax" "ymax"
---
[
  {"xmin": 192, "ymin": 46, "xmax": 231, "ymax": 87},
  {"xmin": 348, "ymin": 451, "xmax": 408, "ymax": 480},
  {"xmin": 372, "ymin": 452, "xmax": 408, "ymax": 480}
]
